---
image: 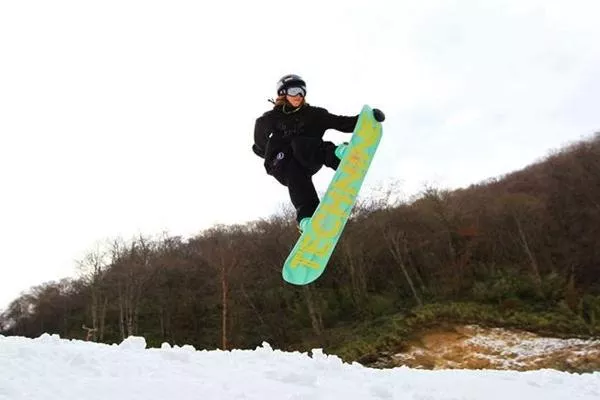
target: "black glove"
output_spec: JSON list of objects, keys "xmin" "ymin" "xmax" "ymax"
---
[
  {"xmin": 373, "ymin": 108, "xmax": 385, "ymax": 122},
  {"xmin": 252, "ymin": 144, "xmax": 265, "ymax": 158}
]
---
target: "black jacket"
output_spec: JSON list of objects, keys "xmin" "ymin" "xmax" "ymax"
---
[{"xmin": 253, "ymin": 104, "xmax": 358, "ymax": 173}]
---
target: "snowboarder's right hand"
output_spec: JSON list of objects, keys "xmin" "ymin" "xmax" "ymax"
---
[
  {"xmin": 373, "ymin": 108, "xmax": 385, "ymax": 122},
  {"xmin": 252, "ymin": 144, "xmax": 265, "ymax": 158}
]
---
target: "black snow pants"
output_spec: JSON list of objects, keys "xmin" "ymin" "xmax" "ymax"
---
[{"xmin": 268, "ymin": 137, "xmax": 340, "ymax": 223}]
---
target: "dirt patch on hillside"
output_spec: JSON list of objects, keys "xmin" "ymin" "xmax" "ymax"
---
[{"xmin": 389, "ymin": 325, "xmax": 600, "ymax": 371}]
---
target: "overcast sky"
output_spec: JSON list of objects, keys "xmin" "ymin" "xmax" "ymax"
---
[{"xmin": 1, "ymin": 0, "xmax": 599, "ymax": 312}]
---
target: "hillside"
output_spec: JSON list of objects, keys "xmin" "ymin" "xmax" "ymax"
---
[{"xmin": 2, "ymin": 132, "xmax": 599, "ymax": 371}]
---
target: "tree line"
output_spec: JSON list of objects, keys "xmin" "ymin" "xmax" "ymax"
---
[{"xmin": 2, "ymin": 132, "xmax": 599, "ymax": 355}]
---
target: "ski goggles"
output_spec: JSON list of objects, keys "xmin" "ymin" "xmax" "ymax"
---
[{"xmin": 285, "ymin": 86, "xmax": 305, "ymax": 97}]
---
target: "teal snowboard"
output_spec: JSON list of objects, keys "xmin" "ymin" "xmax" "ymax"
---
[{"xmin": 282, "ymin": 104, "xmax": 383, "ymax": 285}]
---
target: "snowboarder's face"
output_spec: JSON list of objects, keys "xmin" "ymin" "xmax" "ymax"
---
[{"xmin": 286, "ymin": 94, "xmax": 304, "ymax": 108}]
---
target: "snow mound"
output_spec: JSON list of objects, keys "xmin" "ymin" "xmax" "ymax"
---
[{"xmin": 0, "ymin": 333, "xmax": 599, "ymax": 399}]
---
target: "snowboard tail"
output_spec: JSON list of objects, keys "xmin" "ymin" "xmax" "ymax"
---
[{"xmin": 282, "ymin": 104, "xmax": 383, "ymax": 285}]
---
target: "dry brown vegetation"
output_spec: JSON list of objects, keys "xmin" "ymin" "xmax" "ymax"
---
[{"xmin": 390, "ymin": 324, "xmax": 600, "ymax": 372}]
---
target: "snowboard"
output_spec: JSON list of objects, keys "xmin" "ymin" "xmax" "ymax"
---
[{"xmin": 282, "ymin": 104, "xmax": 383, "ymax": 285}]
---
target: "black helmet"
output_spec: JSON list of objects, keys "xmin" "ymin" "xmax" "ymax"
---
[{"xmin": 276, "ymin": 74, "xmax": 306, "ymax": 96}]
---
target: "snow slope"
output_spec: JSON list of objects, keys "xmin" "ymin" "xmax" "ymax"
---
[{"xmin": 1, "ymin": 334, "xmax": 599, "ymax": 399}]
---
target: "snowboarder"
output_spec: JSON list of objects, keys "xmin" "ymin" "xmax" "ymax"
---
[{"xmin": 252, "ymin": 74, "xmax": 385, "ymax": 231}]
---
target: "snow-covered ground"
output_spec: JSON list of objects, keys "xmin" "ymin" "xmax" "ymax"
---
[{"xmin": 1, "ymin": 333, "xmax": 599, "ymax": 400}]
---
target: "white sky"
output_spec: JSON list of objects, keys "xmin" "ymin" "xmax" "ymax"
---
[
  {"xmin": 1, "ymin": 334, "xmax": 600, "ymax": 399},
  {"xmin": 1, "ymin": 0, "xmax": 599, "ymax": 311}
]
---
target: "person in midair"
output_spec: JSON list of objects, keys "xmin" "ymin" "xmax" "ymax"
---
[{"xmin": 252, "ymin": 74, "xmax": 385, "ymax": 231}]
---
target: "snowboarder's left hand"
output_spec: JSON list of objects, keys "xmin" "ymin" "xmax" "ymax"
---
[{"xmin": 373, "ymin": 108, "xmax": 385, "ymax": 122}]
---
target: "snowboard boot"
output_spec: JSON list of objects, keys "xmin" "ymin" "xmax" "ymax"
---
[
  {"xmin": 298, "ymin": 217, "xmax": 311, "ymax": 233},
  {"xmin": 335, "ymin": 142, "xmax": 349, "ymax": 159}
]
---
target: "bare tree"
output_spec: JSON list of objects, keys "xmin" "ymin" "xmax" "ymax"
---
[
  {"xmin": 383, "ymin": 228, "xmax": 423, "ymax": 307},
  {"xmin": 196, "ymin": 225, "xmax": 244, "ymax": 350},
  {"xmin": 77, "ymin": 242, "xmax": 109, "ymax": 341},
  {"xmin": 110, "ymin": 235, "xmax": 156, "ymax": 339}
]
